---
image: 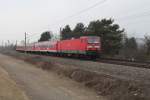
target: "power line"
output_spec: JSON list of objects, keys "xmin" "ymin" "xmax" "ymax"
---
[
  {"xmin": 29, "ymin": 11, "xmax": 150, "ymax": 40},
  {"xmin": 28, "ymin": 0, "xmax": 108, "ymax": 39},
  {"xmin": 27, "ymin": 0, "xmax": 150, "ymax": 40},
  {"xmin": 119, "ymin": 15, "xmax": 150, "ymax": 27},
  {"xmin": 27, "ymin": 33, "xmax": 40, "ymax": 39},
  {"xmin": 114, "ymin": 9, "xmax": 150, "ymax": 27},
  {"xmin": 53, "ymin": 0, "xmax": 107, "ymax": 23},
  {"xmin": 116, "ymin": 8, "xmax": 150, "ymax": 21}
]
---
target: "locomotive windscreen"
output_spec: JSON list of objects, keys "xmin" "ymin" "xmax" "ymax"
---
[{"xmin": 88, "ymin": 36, "xmax": 100, "ymax": 43}]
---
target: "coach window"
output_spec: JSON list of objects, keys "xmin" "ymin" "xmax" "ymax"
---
[{"xmin": 81, "ymin": 39, "xmax": 85, "ymax": 43}]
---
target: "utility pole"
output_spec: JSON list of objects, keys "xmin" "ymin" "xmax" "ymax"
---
[
  {"xmin": 60, "ymin": 27, "xmax": 62, "ymax": 40},
  {"xmin": 15, "ymin": 40, "xmax": 17, "ymax": 49},
  {"xmin": 5, "ymin": 42, "xmax": 7, "ymax": 48},
  {"xmin": 25, "ymin": 32, "xmax": 27, "ymax": 53},
  {"xmin": 2, "ymin": 40, "xmax": 3, "ymax": 48},
  {"xmin": 7, "ymin": 40, "xmax": 10, "ymax": 48}
]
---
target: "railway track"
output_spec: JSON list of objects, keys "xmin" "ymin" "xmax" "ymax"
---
[
  {"xmin": 35, "ymin": 53, "xmax": 150, "ymax": 69},
  {"xmin": 6, "ymin": 48, "xmax": 150, "ymax": 69},
  {"xmin": 22, "ymin": 51, "xmax": 150, "ymax": 69},
  {"xmin": 98, "ymin": 58, "xmax": 150, "ymax": 69}
]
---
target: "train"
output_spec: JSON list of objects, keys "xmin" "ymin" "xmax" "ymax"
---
[{"xmin": 16, "ymin": 36, "xmax": 101, "ymax": 59}]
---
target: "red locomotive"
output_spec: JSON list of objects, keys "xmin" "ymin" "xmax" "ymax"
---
[{"xmin": 16, "ymin": 36, "xmax": 101, "ymax": 59}]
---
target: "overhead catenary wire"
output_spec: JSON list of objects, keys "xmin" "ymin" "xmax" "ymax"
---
[
  {"xmin": 114, "ymin": 8, "xmax": 150, "ymax": 28},
  {"xmin": 27, "ymin": 0, "xmax": 150, "ymax": 40},
  {"xmin": 27, "ymin": 0, "xmax": 108, "ymax": 39},
  {"xmin": 120, "ymin": 13, "xmax": 150, "ymax": 26},
  {"xmin": 116, "ymin": 8, "xmax": 150, "ymax": 21},
  {"xmin": 52, "ymin": 0, "xmax": 107, "ymax": 24},
  {"xmin": 29, "ymin": 10, "xmax": 150, "ymax": 40}
]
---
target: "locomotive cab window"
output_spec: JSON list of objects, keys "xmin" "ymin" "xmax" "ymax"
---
[
  {"xmin": 88, "ymin": 36, "xmax": 100, "ymax": 44},
  {"xmin": 81, "ymin": 39, "xmax": 87, "ymax": 43}
]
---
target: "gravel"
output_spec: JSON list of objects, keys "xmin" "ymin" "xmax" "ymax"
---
[
  {"xmin": 1, "ymin": 49, "xmax": 150, "ymax": 100},
  {"xmin": 1, "ymin": 49, "xmax": 150, "ymax": 84},
  {"xmin": 37, "ymin": 56, "xmax": 150, "ymax": 84}
]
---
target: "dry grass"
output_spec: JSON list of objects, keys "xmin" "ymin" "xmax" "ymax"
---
[
  {"xmin": 24, "ymin": 57, "xmax": 150, "ymax": 100},
  {"xmin": 1, "ymin": 49, "xmax": 150, "ymax": 100}
]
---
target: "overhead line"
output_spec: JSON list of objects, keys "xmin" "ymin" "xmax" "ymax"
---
[
  {"xmin": 28, "ymin": 0, "xmax": 108, "ymax": 39},
  {"xmin": 116, "ymin": 9, "xmax": 150, "ymax": 21},
  {"xmin": 53, "ymin": 0, "xmax": 107, "ymax": 23},
  {"xmin": 28, "ymin": 0, "xmax": 150, "ymax": 40}
]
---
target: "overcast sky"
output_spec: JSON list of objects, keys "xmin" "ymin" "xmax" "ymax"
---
[{"xmin": 0, "ymin": 0, "xmax": 150, "ymax": 43}]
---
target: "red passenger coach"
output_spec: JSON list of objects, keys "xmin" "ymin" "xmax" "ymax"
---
[{"xmin": 34, "ymin": 41, "xmax": 57, "ymax": 53}]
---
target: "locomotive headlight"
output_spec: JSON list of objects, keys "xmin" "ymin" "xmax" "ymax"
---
[
  {"xmin": 87, "ymin": 46, "xmax": 93, "ymax": 48},
  {"xmin": 94, "ymin": 46, "xmax": 100, "ymax": 48}
]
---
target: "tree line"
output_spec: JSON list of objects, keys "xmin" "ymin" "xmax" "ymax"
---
[
  {"xmin": 38, "ymin": 18, "xmax": 150, "ymax": 61},
  {"xmin": 61, "ymin": 18, "xmax": 124, "ymax": 55},
  {"xmin": 120, "ymin": 35, "xmax": 150, "ymax": 61}
]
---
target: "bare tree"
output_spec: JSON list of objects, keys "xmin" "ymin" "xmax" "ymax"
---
[{"xmin": 144, "ymin": 35, "xmax": 150, "ymax": 55}]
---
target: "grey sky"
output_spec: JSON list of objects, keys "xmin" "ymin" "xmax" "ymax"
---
[{"xmin": 0, "ymin": 0, "xmax": 150, "ymax": 43}]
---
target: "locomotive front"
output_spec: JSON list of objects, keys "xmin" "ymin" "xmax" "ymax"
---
[{"xmin": 86, "ymin": 36, "xmax": 101, "ymax": 58}]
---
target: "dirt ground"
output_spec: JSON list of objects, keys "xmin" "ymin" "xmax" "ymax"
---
[
  {"xmin": 0, "ymin": 65, "xmax": 29, "ymax": 100},
  {"xmin": 1, "ymin": 50, "xmax": 150, "ymax": 100},
  {"xmin": 0, "ymin": 54, "xmax": 105, "ymax": 100}
]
